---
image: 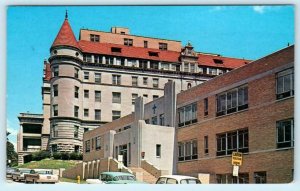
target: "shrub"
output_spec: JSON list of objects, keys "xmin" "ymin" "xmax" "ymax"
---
[
  {"xmin": 32, "ymin": 150, "xmax": 51, "ymax": 161},
  {"xmin": 69, "ymin": 152, "xmax": 83, "ymax": 160},
  {"xmin": 61, "ymin": 152, "xmax": 70, "ymax": 160},
  {"xmin": 52, "ymin": 152, "xmax": 62, "ymax": 160}
]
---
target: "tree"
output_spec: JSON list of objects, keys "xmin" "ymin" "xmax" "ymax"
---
[{"xmin": 7, "ymin": 131, "xmax": 18, "ymax": 166}]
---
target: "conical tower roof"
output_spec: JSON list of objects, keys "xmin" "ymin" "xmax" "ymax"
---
[{"xmin": 51, "ymin": 13, "xmax": 79, "ymax": 49}]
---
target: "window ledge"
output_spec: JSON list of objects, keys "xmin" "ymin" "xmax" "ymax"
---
[
  {"xmin": 275, "ymin": 147, "xmax": 294, "ymax": 151},
  {"xmin": 275, "ymin": 96, "xmax": 294, "ymax": 103},
  {"xmin": 215, "ymin": 108, "xmax": 248, "ymax": 119},
  {"xmin": 177, "ymin": 159, "xmax": 198, "ymax": 163}
]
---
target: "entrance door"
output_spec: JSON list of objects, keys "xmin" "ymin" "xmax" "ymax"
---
[{"xmin": 119, "ymin": 144, "xmax": 128, "ymax": 167}]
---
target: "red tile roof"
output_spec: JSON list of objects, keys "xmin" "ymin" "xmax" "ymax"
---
[
  {"xmin": 51, "ymin": 19, "xmax": 79, "ymax": 49},
  {"xmin": 78, "ymin": 40, "xmax": 180, "ymax": 63},
  {"xmin": 198, "ymin": 53, "xmax": 250, "ymax": 69},
  {"xmin": 79, "ymin": 40, "xmax": 250, "ymax": 69}
]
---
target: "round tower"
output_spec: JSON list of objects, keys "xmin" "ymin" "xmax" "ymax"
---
[{"xmin": 48, "ymin": 12, "xmax": 84, "ymax": 153}]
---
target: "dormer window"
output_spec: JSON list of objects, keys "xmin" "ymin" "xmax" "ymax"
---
[
  {"xmin": 159, "ymin": 43, "xmax": 168, "ymax": 50},
  {"xmin": 213, "ymin": 59, "xmax": 224, "ymax": 64},
  {"xmin": 149, "ymin": 51, "xmax": 159, "ymax": 57},
  {"xmin": 90, "ymin": 34, "xmax": 100, "ymax": 42},
  {"xmin": 111, "ymin": 47, "xmax": 122, "ymax": 53}
]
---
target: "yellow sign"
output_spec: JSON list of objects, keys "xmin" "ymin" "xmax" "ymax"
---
[{"xmin": 232, "ymin": 152, "xmax": 243, "ymax": 166}]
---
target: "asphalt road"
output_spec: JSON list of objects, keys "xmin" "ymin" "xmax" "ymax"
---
[{"xmin": 6, "ymin": 178, "xmax": 75, "ymax": 184}]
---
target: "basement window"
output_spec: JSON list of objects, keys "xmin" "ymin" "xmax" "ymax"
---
[
  {"xmin": 213, "ymin": 59, "xmax": 224, "ymax": 64},
  {"xmin": 111, "ymin": 47, "xmax": 122, "ymax": 53},
  {"xmin": 149, "ymin": 51, "xmax": 159, "ymax": 57}
]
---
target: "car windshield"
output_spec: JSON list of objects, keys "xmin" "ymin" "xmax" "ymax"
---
[
  {"xmin": 20, "ymin": 169, "xmax": 31, "ymax": 173},
  {"xmin": 180, "ymin": 179, "xmax": 201, "ymax": 184},
  {"xmin": 37, "ymin": 171, "xmax": 53, "ymax": 175},
  {"xmin": 113, "ymin": 175, "xmax": 136, "ymax": 181}
]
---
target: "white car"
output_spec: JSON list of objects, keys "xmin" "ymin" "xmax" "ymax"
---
[{"xmin": 156, "ymin": 175, "xmax": 201, "ymax": 184}]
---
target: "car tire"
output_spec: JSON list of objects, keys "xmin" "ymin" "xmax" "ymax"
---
[{"xmin": 33, "ymin": 179, "xmax": 36, "ymax": 184}]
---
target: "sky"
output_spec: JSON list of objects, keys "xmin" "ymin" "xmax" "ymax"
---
[{"xmin": 6, "ymin": 5, "xmax": 294, "ymax": 148}]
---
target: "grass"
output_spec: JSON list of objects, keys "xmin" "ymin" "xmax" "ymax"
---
[
  {"xmin": 59, "ymin": 177, "xmax": 86, "ymax": 184},
  {"xmin": 17, "ymin": 159, "xmax": 79, "ymax": 170}
]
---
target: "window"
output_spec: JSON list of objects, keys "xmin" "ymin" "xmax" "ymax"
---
[
  {"xmin": 95, "ymin": 91, "xmax": 101, "ymax": 102},
  {"xmin": 85, "ymin": 140, "xmax": 90, "ymax": 153},
  {"xmin": 159, "ymin": 42, "xmax": 168, "ymax": 50},
  {"xmin": 84, "ymin": 90, "xmax": 89, "ymax": 98},
  {"xmin": 74, "ymin": 86, "xmax": 79, "ymax": 98},
  {"xmin": 53, "ymin": 84, "xmax": 58, "ymax": 97},
  {"xmin": 94, "ymin": 55, "xmax": 101, "ymax": 63},
  {"xmin": 74, "ymin": 125, "xmax": 79, "ymax": 138},
  {"xmin": 96, "ymin": 136, "xmax": 101, "ymax": 150},
  {"xmin": 95, "ymin": 73, "xmax": 101, "ymax": 83},
  {"xmin": 216, "ymin": 85, "xmax": 248, "ymax": 117},
  {"xmin": 208, "ymin": 68, "xmax": 217, "ymax": 75},
  {"xmin": 204, "ymin": 136, "xmax": 209, "ymax": 154},
  {"xmin": 178, "ymin": 140, "xmax": 198, "ymax": 161},
  {"xmin": 74, "ymin": 145, "xmax": 80, "ymax": 153},
  {"xmin": 124, "ymin": 38, "xmax": 133, "ymax": 46},
  {"xmin": 204, "ymin": 98, "xmax": 208, "ymax": 116},
  {"xmin": 74, "ymin": 106, "xmax": 79, "ymax": 117},
  {"xmin": 112, "ymin": 92, "xmax": 121, "ymax": 103},
  {"xmin": 187, "ymin": 83, "xmax": 192, "ymax": 89},
  {"xmin": 144, "ymin": 41, "xmax": 148, "ymax": 48},
  {"xmin": 112, "ymin": 111, "xmax": 121, "ymax": 120},
  {"xmin": 132, "ymin": 76, "xmax": 138, "ymax": 87},
  {"xmin": 150, "ymin": 62, "xmax": 159, "ymax": 69},
  {"xmin": 190, "ymin": 64, "xmax": 195, "ymax": 73},
  {"xmin": 216, "ymin": 129, "xmax": 248, "ymax": 156},
  {"xmin": 153, "ymin": 78, "xmax": 159, "ymax": 88},
  {"xmin": 52, "ymin": 125, "xmax": 58, "ymax": 138},
  {"xmin": 159, "ymin": 114, "xmax": 165, "ymax": 126},
  {"xmin": 276, "ymin": 68, "xmax": 294, "ymax": 99},
  {"xmin": 116, "ymin": 58, "xmax": 125, "ymax": 66},
  {"xmin": 84, "ymin": 109, "xmax": 89, "ymax": 117},
  {"xmin": 84, "ymin": 72, "xmax": 89, "ymax": 80},
  {"xmin": 90, "ymin": 34, "xmax": 100, "ymax": 42},
  {"xmin": 84, "ymin": 128, "xmax": 89, "ymax": 133},
  {"xmin": 156, "ymin": 144, "xmax": 161, "ymax": 157},
  {"xmin": 143, "ymin": 94, "xmax": 148, "ymax": 98},
  {"xmin": 153, "ymin": 95, "xmax": 159, "ymax": 100},
  {"xmin": 152, "ymin": 116, "xmax": 158, "ymax": 125},
  {"xmin": 161, "ymin": 63, "xmax": 169, "ymax": 70},
  {"xmin": 213, "ymin": 59, "xmax": 224, "ymax": 64},
  {"xmin": 51, "ymin": 144, "xmax": 58, "ymax": 153},
  {"xmin": 132, "ymin": 94, "xmax": 138, "ymax": 105},
  {"xmin": 112, "ymin": 75, "xmax": 121, "ymax": 85},
  {"xmin": 95, "ymin": 109, "xmax": 101, "ymax": 120},
  {"xmin": 105, "ymin": 56, "xmax": 114, "ymax": 65},
  {"xmin": 53, "ymin": 105, "xmax": 58, "ymax": 116},
  {"xmin": 83, "ymin": 54, "xmax": 92, "ymax": 62},
  {"xmin": 74, "ymin": 68, "xmax": 79, "ymax": 78},
  {"xmin": 277, "ymin": 119, "xmax": 294, "ymax": 148},
  {"xmin": 139, "ymin": 60, "xmax": 148, "ymax": 69},
  {"xmin": 254, "ymin": 172, "xmax": 267, "ymax": 183},
  {"xmin": 111, "ymin": 47, "xmax": 121, "ymax": 53},
  {"xmin": 149, "ymin": 51, "xmax": 159, "ymax": 57},
  {"xmin": 184, "ymin": 63, "xmax": 189, "ymax": 72},
  {"xmin": 143, "ymin": 77, "xmax": 148, "ymax": 85},
  {"xmin": 216, "ymin": 173, "xmax": 249, "ymax": 184},
  {"xmin": 127, "ymin": 59, "xmax": 137, "ymax": 67},
  {"xmin": 178, "ymin": 103, "xmax": 197, "ymax": 127},
  {"xmin": 52, "ymin": 66, "xmax": 59, "ymax": 77}
]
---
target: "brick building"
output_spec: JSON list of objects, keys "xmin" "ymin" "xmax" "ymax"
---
[
  {"xmin": 83, "ymin": 45, "xmax": 294, "ymax": 183},
  {"xmin": 17, "ymin": 13, "xmax": 248, "ymax": 164},
  {"xmin": 176, "ymin": 45, "xmax": 294, "ymax": 183}
]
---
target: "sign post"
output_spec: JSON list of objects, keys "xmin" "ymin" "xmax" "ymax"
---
[{"xmin": 232, "ymin": 152, "xmax": 243, "ymax": 177}]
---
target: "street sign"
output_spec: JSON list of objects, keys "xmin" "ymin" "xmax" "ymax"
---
[
  {"xmin": 232, "ymin": 152, "xmax": 243, "ymax": 166},
  {"xmin": 233, "ymin": 165, "xmax": 239, "ymax": 177}
]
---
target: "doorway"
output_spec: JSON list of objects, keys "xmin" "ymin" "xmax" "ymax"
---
[{"xmin": 119, "ymin": 144, "xmax": 128, "ymax": 167}]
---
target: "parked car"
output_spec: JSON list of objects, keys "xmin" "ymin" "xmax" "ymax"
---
[
  {"xmin": 155, "ymin": 175, "xmax": 201, "ymax": 184},
  {"xmin": 86, "ymin": 172, "xmax": 146, "ymax": 184},
  {"xmin": 24, "ymin": 169, "xmax": 58, "ymax": 184},
  {"xmin": 6, "ymin": 167, "xmax": 17, "ymax": 179},
  {"xmin": 12, "ymin": 168, "xmax": 32, "ymax": 182}
]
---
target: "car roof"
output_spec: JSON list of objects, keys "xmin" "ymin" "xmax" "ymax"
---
[
  {"xmin": 101, "ymin": 172, "xmax": 134, "ymax": 177},
  {"xmin": 158, "ymin": 175, "xmax": 198, "ymax": 180}
]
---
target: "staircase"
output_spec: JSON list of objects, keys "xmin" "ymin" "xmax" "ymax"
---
[{"xmin": 129, "ymin": 167, "xmax": 157, "ymax": 184}]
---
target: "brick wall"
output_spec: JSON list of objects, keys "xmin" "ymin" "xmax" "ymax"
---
[{"xmin": 176, "ymin": 45, "xmax": 294, "ymax": 183}]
